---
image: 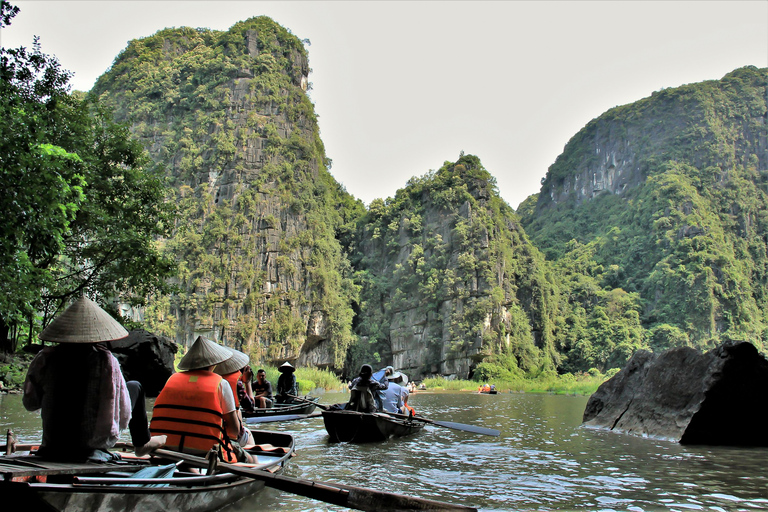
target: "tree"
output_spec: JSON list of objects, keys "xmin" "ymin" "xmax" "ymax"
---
[{"xmin": 0, "ymin": 1, "xmax": 176, "ymax": 346}]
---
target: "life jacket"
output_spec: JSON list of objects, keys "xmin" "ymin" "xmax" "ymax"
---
[
  {"xmin": 150, "ymin": 370, "xmax": 237, "ymax": 462},
  {"xmin": 221, "ymin": 371, "xmax": 241, "ymax": 409}
]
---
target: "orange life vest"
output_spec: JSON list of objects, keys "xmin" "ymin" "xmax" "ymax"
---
[
  {"xmin": 150, "ymin": 370, "xmax": 236, "ymax": 462},
  {"xmin": 221, "ymin": 371, "xmax": 241, "ymax": 409}
]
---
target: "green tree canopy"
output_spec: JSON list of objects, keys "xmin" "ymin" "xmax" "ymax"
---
[{"xmin": 0, "ymin": 1, "xmax": 176, "ymax": 342}]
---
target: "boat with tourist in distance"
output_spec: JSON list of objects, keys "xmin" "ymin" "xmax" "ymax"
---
[
  {"xmin": 0, "ymin": 429, "xmax": 295, "ymax": 512},
  {"xmin": 242, "ymin": 395, "xmax": 319, "ymax": 419},
  {"xmin": 321, "ymin": 409, "xmax": 427, "ymax": 443}
]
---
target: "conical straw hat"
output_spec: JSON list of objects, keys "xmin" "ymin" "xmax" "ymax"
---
[
  {"xmin": 278, "ymin": 361, "xmax": 295, "ymax": 373},
  {"xmin": 178, "ymin": 336, "xmax": 232, "ymax": 371},
  {"xmin": 39, "ymin": 295, "xmax": 129, "ymax": 343},
  {"xmin": 214, "ymin": 347, "xmax": 250, "ymax": 375}
]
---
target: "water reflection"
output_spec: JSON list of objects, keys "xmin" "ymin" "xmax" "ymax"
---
[{"xmin": 2, "ymin": 391, "xmax": 768, "ymax": 511}]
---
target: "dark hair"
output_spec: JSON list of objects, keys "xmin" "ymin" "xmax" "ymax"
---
[{"xmin": 257, "ymin": 369, "xmax": 266, "ymax": 374}]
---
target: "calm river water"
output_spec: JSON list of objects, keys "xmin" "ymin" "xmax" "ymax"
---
[{"xmin": 2, "ymin": 390, "xmax": 767, "ymax": 511}]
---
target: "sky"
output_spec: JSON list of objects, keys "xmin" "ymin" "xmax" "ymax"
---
[{"xmin": 2, "ymin": 1, "xmax": 767, "ymax": 210}]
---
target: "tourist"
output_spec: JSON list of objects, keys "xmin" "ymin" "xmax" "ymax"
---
[
  {"xmin": 382, "ymin": 379, "xmax": 404, "ymax": 413},
  {"xmin": 150, "ymin": 336, "xmax": 254, "ymax": 463},
  {"xmin": 236, "ymin": 364, "xmax": 257, "ymax": 412},
  {"xmin": 252, "ymin": 368, "xmax": 274, "ymax": 408},
  {"xmin": 347, "ymin": 364, "xmax": 388, "ymax": 412},
  {"xmin": 214, "ymin": 346, "xmax": 255, "ymax": 449},
  {"xmin": 401, "ymin": 385, "xmax": 416, "ymax": 416},
  {"xmin": 276, "ymin": 361, "xmax": 299, "ymax": 403},
  {"xmin": 22, "ymin": 295, "xmax": 165, "ymax": 461},
  {"xmin": 371, "ymin": 365, "xmax": 393, "ymax": 411}
]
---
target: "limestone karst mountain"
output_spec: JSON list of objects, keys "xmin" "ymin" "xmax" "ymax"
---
[
  {"xmin": 93, "ymin": 17, "xmax": 361, "ymax": 368},
  {"xmin": 520, "ymin": 66, "xmax": 768, "ymax": 362}
]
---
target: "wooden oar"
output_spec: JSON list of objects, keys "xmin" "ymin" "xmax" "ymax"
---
[
  {"xmin": 288, "ymin": 395, "xmax": 500, "ymax": 437},
  {"xmin": 384, "ymin": 412, "xmax": 500, "ymax": 437},
  {"xmin": 153, "ymin": 448, "xmax": 476, "ymax": 511},
  {"xmin": 244, "ymin": 412, "xmax": 322, "ymax": 424}
]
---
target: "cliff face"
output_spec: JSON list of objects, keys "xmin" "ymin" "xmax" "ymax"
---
[
  {"xmin": 349, "ymin": 155, "xmax": 559, "ymax": 380},
  {"xmin": 539, "ymin": 67, "xmax": 768, "ymax": 209},
  {"xmin": 93, "ymin": 18, "xmax": 360, "ymax": 367},
  {"xmin": 521, "ymin": 66, "xmax": 768, "ymax": 352}
]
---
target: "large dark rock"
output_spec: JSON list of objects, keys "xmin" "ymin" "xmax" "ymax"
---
[
  {"xmin": 582, "ymin": 341, "xmax": 768, "ymax": 445},
  {"xmin": 110, "ymin": 329, "xmax": 178, "ymax": 397}
]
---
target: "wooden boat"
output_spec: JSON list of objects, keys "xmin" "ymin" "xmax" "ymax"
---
[
  {"xmin": 479, "ymin": 389, "xmax": 498, "ymax": 395},
  {"xmin": 242, "ymin": 396, "xmax": 319, "ymax": 418},
  {"xmin": 321, "ymin": 409, "xmax": 426, "ymax": 443},
  {"xmin": 0, "ymin": 429, "xmax": 294, "ymax": 512}
]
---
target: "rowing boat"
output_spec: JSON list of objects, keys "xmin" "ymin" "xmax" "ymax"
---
[
  {"xmin": 0, "ymin": 429, "xmax": 294, "ymax": 512},
  {"xmin": 242, "ymin": 396, "xmax": 319, "ymax": 418},
  {"xmin": 321, "ymin": 409, "xmax": 426, "ymax": 443}
]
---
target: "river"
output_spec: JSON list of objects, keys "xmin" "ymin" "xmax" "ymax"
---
[{"xmin": 2, "ymin": 390, "xmax": 767, "ymax": 511}]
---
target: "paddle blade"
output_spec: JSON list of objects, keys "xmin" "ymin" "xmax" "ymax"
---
[{"xmin": 430, "ymin": 420, "xmax": 500, "ymax": 437}]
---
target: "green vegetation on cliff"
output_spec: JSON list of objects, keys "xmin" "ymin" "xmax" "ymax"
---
[
  {"xmin": 348, "ymin": 154, "xmax": 561, "ymax": 379},
  {"xmin": 93, "ymin": 17, "xmax": 361, "ymax": 366},
  {"xmin": 521, "ymin": 66, "xmax": 768, "ymax": 363}
]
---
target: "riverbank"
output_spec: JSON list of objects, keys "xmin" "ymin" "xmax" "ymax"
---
[
  {"xmin": 422, "ymin": 370, "xmax": 615, "ymax": 396},
  {"xmin": 1, "ymin": 351, "xmax": 612, "ymax": 396}
]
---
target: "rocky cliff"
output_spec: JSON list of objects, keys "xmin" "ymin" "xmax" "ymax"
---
[
  {"xmin": 538, "ymin": 66, "xmax": 767, "ymax": 209},
  {"xmin": 520, "ymin": 67, "xmax": 768, "ymax": 354},
  {"xmin": 348, "ymin": 155, "xmax": 560, "ymax": 380},
  {"xmin": 92, "ymin": 18, "xmax": 360, "ymax": 367}
]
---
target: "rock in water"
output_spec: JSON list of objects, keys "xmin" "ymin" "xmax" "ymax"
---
[
  {"xmin": 110, "ymin": 329, "xmax": 178, "ymax": 397},
  {"xmin": 582, "ymin": 341, "xmax": 768, "ymax": 445}
]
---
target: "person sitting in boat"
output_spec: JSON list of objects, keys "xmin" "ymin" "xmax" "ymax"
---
[
  {"xmin": 252, "ymin": 368, "xmax": 274, "ymax": 408},
  {"xmin": 276, "ymin": 361, "xmax": 299, "ymax": 403},
  {"xmin": 347, "ymin": 364, "xmax": 388, "ymax": 412},
  {"xmin": 214, "ymin": 346, "xmax": 256, "ymax": 450},
  {"xmin": 22, "ymin": 295, "xmax": 166, "ymax": 462},
  {"xmin": 150, "ymin": 336, "xmax": 254, "ymax": 463},
  {"xmin": 236, "ymin": 364, "xmax": 257, "ymax": 412},
  {"xmin": 479, "ymin": 383, "xmax": 491, "ymax": 393},
  {"xmin": 401, "ymin": 386, "xmax": 416, "ymax": 416},
  {"xmin": 381, "ymin": 379, "xmax": 404, "ymax": 414},
  {"xmin": 371, "ymin": 365, "xmax": 394, "ymax": 411}
]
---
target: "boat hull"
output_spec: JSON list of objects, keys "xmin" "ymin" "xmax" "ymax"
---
[
  {"xmin": 321, "ymin": 410, "xmax": 426, "ymax": 443},
  {"xmin": 0, "ymin": 429, "xmax": 294, "ymax": 512},
  {"xmin": 12, "ymin": 477, "xmax": 266, "ymax": 512},
  {"xmin": 242, "ymin": 397, "xmax": 318, "ymax": 418}
]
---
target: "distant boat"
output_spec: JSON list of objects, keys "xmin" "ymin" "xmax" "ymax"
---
[
  {"xmin": 321, "ymin": 409, "xmax": 427, "ymax": 443},
  {"xmin": 479, "ymin": 389, "xmax": 498, "ymax": 395},
  {"xmin": 242, "ymin": 396, "xmax": 319, "ymax": 418}
]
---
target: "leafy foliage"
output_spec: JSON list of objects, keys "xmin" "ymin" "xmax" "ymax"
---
[
  {"xmin": 522, "ymin": 66, "xmax": 768, "ymax": 365},
  {"xmin": 93, "ymin": 17, "xmax": 361, "ymax": 366},
  {"xmin": 348, "ymin": 154, "xmax": 560, "ymax": 377},
  {"xmin": 0, "ymin": 2, "xmax": 175, "ymax": 345}
]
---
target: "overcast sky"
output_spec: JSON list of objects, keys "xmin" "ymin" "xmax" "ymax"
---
[{"xmin": 2, "ymin": 1, "xmax": 767, "ymax": 209}]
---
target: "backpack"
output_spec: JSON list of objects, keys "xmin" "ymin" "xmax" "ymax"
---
[{"xmin": 347, "ymin": 383, "xmax": 376, "ymax": 412}]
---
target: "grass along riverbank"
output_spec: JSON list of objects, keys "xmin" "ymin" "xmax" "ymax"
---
[{"xmin": 422, "ymin": 370, "xmax": 617, "ymax": 396}]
